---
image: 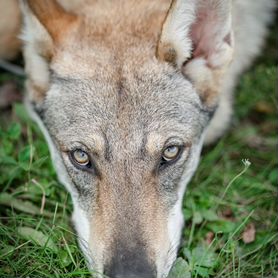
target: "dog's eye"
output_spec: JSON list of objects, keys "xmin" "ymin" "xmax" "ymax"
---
[
  {"xmin": 162, "ymin": 145, "xmax": 180, "ymax": 161},
  {"xmin": 70, "ymin": 149, "xmax": 91, "ymax": 168},
  {"xmin": 159, "ymin": 145, "xmax": 182, "ymax": 169}
]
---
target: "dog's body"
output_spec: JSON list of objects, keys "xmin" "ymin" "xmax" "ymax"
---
[{"xmin": 0, "ymin": 0, "xmax": 275, "ymax": 277}]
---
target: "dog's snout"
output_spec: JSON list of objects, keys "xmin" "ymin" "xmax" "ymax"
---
[
  {"xmin": 104, "ymin": 261, "xmax": 156, "ymax": 278},
  {"xmin": 104, "ymin": 246, "xmax": 156, "ymax": 278}
]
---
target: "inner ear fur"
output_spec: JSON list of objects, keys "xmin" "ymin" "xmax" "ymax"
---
[{"xmin": 157, "ymin": 0, "xmax": 234, "ymax": 108}]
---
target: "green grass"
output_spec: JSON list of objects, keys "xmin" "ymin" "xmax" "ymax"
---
[{"xmin": 0, "ymin": 28, "xmax": 277, "ymax": 278}]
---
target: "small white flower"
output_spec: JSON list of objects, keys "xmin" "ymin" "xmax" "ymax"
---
[{"xmin": 242, "ymin": 159, "xmax": 251, "ymax": 168}]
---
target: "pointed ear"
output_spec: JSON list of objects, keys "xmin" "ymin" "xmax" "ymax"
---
[
  {"xmin": 157, "ymin": 0, "xmax": 234, "ymax": 107},
  {"xmin": 20, "ymin": 0, "xmax": 78, "ymax": 103}
]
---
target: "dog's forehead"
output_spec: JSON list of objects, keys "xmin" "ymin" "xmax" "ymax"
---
[{"xmin": 44, "ymin": 60, "xmax": 206, "ymax": 142}]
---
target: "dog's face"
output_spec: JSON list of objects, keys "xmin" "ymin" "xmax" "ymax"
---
[
  {"xmin": 41, "ymin": 59, "xmax": 209, "ymax": 277},
  {"xmin": 21, "ymin": 0, "xmax": 233, "ymax": 277}
]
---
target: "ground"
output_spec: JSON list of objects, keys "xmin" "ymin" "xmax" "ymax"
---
[{"xmin": 0, "ymin": 23, "xmax": 277, "ymax": 278}]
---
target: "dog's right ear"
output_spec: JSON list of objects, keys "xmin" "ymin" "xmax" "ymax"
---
[
  {"xmin": 20, "ymin": 0, "xmax": 78, "ymax": 103},
  {"xmin": 157, "ymin": 0, "xmax": 234, "ymax": 108}
]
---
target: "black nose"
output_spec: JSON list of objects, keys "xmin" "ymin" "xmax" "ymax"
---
[
  {"xmin": 105, "ymin": 264, "xmax": 155, "ymax": 278},
  {"xmin": 104, "ymin": 246, "xmax": 156, "ymax": 278}
]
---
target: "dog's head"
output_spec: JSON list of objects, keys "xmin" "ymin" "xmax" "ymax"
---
[{"xmin": 21, "ymin": 0, "xmax": 233, "ymax": 277}]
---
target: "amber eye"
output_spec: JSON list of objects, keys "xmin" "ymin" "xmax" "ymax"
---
[
  {"xmin": 70, "ymin": 149, "xmax": 90, "ymax": 167},
  {"xmin": 162, "ymin": 145, "xmax": 180, "ymax": 161}
]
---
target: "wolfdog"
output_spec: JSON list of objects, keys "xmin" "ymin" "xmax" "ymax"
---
[{"xmin": 0, "ymin": 0, "xmax": 275, "ymax": 277}]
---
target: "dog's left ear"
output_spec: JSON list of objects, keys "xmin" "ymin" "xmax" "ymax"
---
[
  {"xmin": 157, "ymin": 0, "xmax": 234, "ymax": 107},
  {"xmin": 20, "ymin": 0, "xmax": 79, "ymax": 104}
]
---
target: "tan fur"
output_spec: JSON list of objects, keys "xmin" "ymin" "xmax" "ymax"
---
[
  {"xmin": 183, "ymin": 57, "xmax": 233, "ymax": 108},
  {"xmin": 90, "ymin": 173, "xmax": 168, "ymax": 265},
  {"xmin": 26, "ymin": 0, "xmax": 78, "ymax": 43},
  {"xmin": 21, "ymin": 0, "xmax": 171, "ymax": 105},
  {"xmin": 157, "ymin": 42, "xmax": 177, "ymax": 65},
  {"xmin": 0, "ymin": 0, "xmax": 21, "ymax": 60}
]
